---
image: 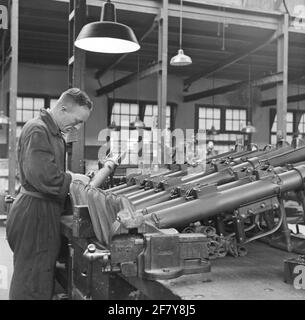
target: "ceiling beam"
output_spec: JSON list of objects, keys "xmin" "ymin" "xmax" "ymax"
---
[
  {"xmin": 96, "ymin": 62, "xmax": 161, "ymax": 96},
  {"xmin": 184, "ymin": 72, "xmax": 283, "ymax": 103},
  {"xmin": 53, "ymin": 0, "xmax": 280, "ymax": 30},
  {"xmin": 183, "ymin": 29, "xmax": 282, "ymax": 90},
  {"xmin": 94, "ymin": 15, "xmax": 159, "ymax": 79},
  {"xmin": 261, "ymin": 93, "xmax": 305, "ymax": 107}
]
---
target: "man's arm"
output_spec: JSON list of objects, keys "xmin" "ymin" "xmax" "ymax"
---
[{"xmin": 22, "ymin": 128, "xmax": 72, "ymax": 198}]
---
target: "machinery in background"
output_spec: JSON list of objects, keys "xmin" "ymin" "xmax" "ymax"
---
[{"xmin": 56, "ymin": 144, "xmax": 305, "ymax": 299}]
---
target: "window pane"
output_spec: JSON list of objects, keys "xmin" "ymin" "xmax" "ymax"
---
[
  {"xmin": 287, "ymin": 113, "xmax": 293, "ymax": 122},
  {"xmin": 166, "ymin": 118, "xmax": 171, "ymax": 129},
  {"xmin": 146, "ymin": 105, "xmax": 152, "ymax": 115},
  {"xmin": 120, "ymin": 115, "xmax": 130, "ymax": 126},
  {"xmin": 130, "ymin": 104, "xmax": 139, "ymax": 115},
  {"xmin": 214, "ymin": 109, "xmax": 220, "ymax": 119},
  {"xmin": 226, "ymin": 120, "xmax": 232, "ymax": 131},
  {"xmin": 214, "ymin": 120, "xmax": 220, "ymax": 131},
  {"xmin": 166, "ymin": 106, "xmax": 171, "ymax": 116},
  {"xmin": 112, "ymin": 103, "xmax": 120, "ymax": 114},
  {"xmin": 17, "ymin": 98, "xmax": 22, "ymax": 109},
  {"xmin": 121, "ymin": 103, "xmax": 129, "ymax": 114},
  {"xmin": 34, "ymin": 98, "xmax": 44, "ymax": 110},
  {"xmin": 144, "ymin": 116, "xmax": 153, "ymax": 128},
  {"xmin": 240, "ymin": 110, "xmax": 246, "ymax": 121},
  {"xmin": 23, "ymin": 110, "xmax": 33, "ymax": 122},
  {"xmin": 226, "ymin": 109, "xmax": 232, "ymax": 118},
  {"xmin": 50, "ymin": 99, "xmax": 58, "ymax": 109},
  {"xmin": 111, "ymin": 114, "xmax": 120, "ymax": 126},
  {"xmin": 23, "ymin": 98, "xmax": 33, "ymax": 109},
  {"xmin": 17, "ymin": 109, "xmax": 22, "ymax": 122},
  {"xmin": 199, "ymin": 108, "xmax": 205, "ymax": 118},
  {"xmin": 33, "ymin": 110, "xmax": 40, "ymax": 117},
  {"xmin": 199, "ymin": 119, "xmax": 205, "ymax": 130},
  {"xmin": 233, "ymin": 110, "xmax": 239, "ymax": 119},
  {"xmin": 153, "ymin": 105, "xmax": 158, "ymax": 116},
  {"xmin": 206, "ymin": 108, "xmax": 213, "ymax": 118},
  {"xmin": 206, "ymin": 119, "xmax": 213, "ymax": 129}
]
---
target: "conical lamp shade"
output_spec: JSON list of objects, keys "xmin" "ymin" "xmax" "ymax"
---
[
  {"xmin": 75, "ymin": 1, "xmax": 140, "ymax": 54},
  {"xmin": 241, "ymin": 122, "xmax": 256, "ymax": 134},
  {"xmin": 170, "ymin": 49, "xmax": 192, "ymax": 66}
]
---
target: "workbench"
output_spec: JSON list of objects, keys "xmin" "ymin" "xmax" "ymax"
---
[{"xmin": 59, "ymin": 215, "xmax": 305, "ymax": 300}]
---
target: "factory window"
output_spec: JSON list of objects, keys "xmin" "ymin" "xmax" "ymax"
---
[
  {"xmin": 198, "ymin": 107, "xmax": 221, "ymax": 132},
  {"xmin": 225, "ymin": 109, "xmax": 247, "ymax": 132},
  {"xmin": 110, "ymin": 102, "xmax": 139, "ymax": 127},
  {"xmin": 143, "ymin": 105, "xmax": 171, "ymax": 130},
  {"xmin": 16, "ymin": 97, "xmax": 45, "ymax": 123},
  {"xmin": 108, "ymin": 100, "xmax": 175, "ymax": 165},
  {"xmin": 196, "ymin": 105, "xmax": 246, "ymax": 154},
  {"xmin": 16, "ymin": 95, "xmax": 59, "ymax": 138},
  {"xmin": 298, "ymin": 114, "xmax": 305, "ymax": 136},
  {"xmin": 270, "ymin": 113, "xmax": 293, "ymax": 145}
]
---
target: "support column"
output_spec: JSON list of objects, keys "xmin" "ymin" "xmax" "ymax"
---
[
  {"xmin": 276, "ymin": 14, "xmax": 289, "ymax": 141},
  {"xmin": 68, "ymin": 0, "xmax": 86, "ymax": 173},
  {"xmin": 8, "ymin": 0, "xmax": 18, "ymax": 195},
  {"xmin": 157, "ymin": 0, "xmax": 168, "ymax": 165}
]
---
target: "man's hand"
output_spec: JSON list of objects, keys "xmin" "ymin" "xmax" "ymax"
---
[{"xmin": 68, "ymin": 171, "xmax": 91, "ymax": 185}]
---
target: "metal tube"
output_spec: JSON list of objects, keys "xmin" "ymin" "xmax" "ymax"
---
[
  {"xmin": 141, "ymin": 197, "xmax": 185, "ymax": 216},
  {"xmin": 128, "ymin": 189, "xmax": 156, "ymax": 201},
  {"xmin": 107, "ymin": 183, "xmax": 128, "ymax": 192},
  {"xmin": 133, "ymin": 191, "xmax": 170, "ymax": 210},
  {"xmin": 89, "ymin": 162, "xmax": 116, "ymax": 188},
  {"xmin": 149, "ymin": 166, "xmax": 305, "ymax": 229},
  {"xmin": 184, "ymin": 147, "xmax": 305, "ymax": 186},
  {"xmin": 112, "ymin": 185, "xmax": 139, "ymax": 195}
]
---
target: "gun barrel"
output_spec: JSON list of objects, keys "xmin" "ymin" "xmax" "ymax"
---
[{"xmin": 148, "ymin": 166, "xmax": 305, "ymax": 229}]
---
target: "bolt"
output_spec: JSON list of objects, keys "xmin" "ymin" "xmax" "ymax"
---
[
  {"xmin": 247, "ymin": 209, "xmax": 254, "ymax": 215},
  {"xmin": 261, "ymin": 203, "xmax": 266, "ymax": 209},
  {"xmin": 273, "ymin": 204, "xmax": 279, "ymax": 210}
]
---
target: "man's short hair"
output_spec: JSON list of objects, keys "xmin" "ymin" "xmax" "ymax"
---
[{"xmin": 60, "ymin": 88, "xmax": 93, "ymax": 110}]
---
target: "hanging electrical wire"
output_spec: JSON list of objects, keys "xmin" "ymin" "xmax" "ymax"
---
[{"xmin": 283, "ymin": 0, "xmax": 291, "ymax": 16}]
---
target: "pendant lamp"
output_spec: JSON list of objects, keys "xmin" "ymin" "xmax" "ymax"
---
[
  {"xmin": 241, "ymin": 64, "xmax": 256, "ymax": 134},
  {"xmin": 75, "ymin": 0, "xmax": 140, "ymax": 54},
  {"xmin": 170, "ymin": 0, "xmax": 192, "ymax": 66}
]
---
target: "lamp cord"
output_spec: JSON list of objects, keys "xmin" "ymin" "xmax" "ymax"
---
[
  {"xmin": 179, "ymin": 0, "xmax": 183, "ymax": 49},
  {"xmin": 248, "ymin": 64, "xmax": 252, "ymax": 123},
  {"xmin": 1, "ymin": 31, "xmax": 5, "ymax": 112},
  {"xmin": 137, "ymin": 53, "xmax": 140, "ymax": 106}
]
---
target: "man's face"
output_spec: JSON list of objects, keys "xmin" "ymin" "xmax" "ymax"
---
[{"xmin": 59, "ymin": 105, "xmax": 91, "ymax": 133}]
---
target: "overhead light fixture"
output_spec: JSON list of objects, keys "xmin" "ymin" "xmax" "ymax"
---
[
  {"xmin": 75, "ymin": 0, "xmax": 140, "ymax": 54},
  {"xmin": 241, "ymin": 123, "xmax": 256, "ymax": 134},
  {"xmin": 170, "ymin": 0, "xmax": 192, "ymax": 66},
  {"xmin": 241, "ymin": 64, "xmax": 256, "ymax": 135},
  {"xmin": 207, "ymin": 125, "xmax": 218, "ymax": 136}
]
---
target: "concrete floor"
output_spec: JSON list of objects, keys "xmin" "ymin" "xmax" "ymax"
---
[{"xmin": 0, "ymin": 222, "xmax": 13, "ymax": 300}]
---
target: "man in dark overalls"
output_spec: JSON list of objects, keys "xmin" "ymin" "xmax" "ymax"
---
[{"xmin": 6, "ymin": 88, "xmax": 93, "ymax": 300}]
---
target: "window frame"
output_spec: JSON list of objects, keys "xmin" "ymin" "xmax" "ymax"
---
[
  {"xmin": 108, "ymin": 98, "xmax": 177, "ymax": 131},
  {"xmin": 14, "ymin": 94, "xmax": 59, "ymax": 138},
  {"xmin": 195, "ymin": 104, "xmax": 248, "ymax": 152},
  {"xmin": 269, "ymin": 108, "xmax": 303, "ymax": 144},
  {"xmin": 107, "ymin": 98, "xmax": 177, "ymax": 166}
]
